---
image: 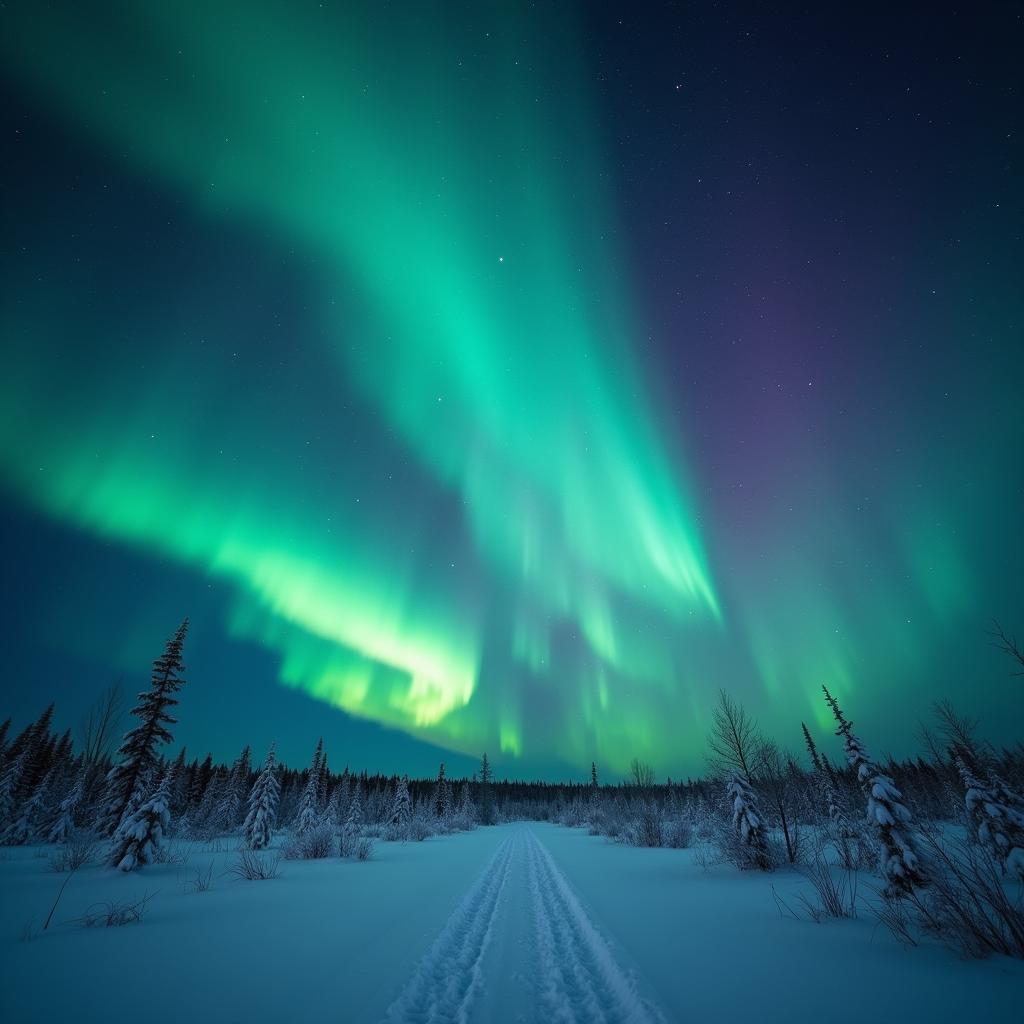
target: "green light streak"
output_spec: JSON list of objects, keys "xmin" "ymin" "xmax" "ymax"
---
[{"xmin": 0, "ymin": 1, "xmax": 718, "ymax": 768}]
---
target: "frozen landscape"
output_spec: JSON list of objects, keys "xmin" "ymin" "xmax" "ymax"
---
[
  {"xmin": 1, "ymin": 621, "xmax": 1023, "ymax": 1023},
  {"xmin": 1, "ymin": 820, "xmax": 1021, "ymax": 1023},
  {"xmin": 2, "ymin": 2, "xmax": 1022, "ymax": 1022}
]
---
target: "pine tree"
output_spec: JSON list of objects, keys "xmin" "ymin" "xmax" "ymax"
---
[
  {"xmin": 823, "ymin": 686, "xmax": 926, "ymax": 895},
  {"xmin": 727, "ymin": 772, "xmax": 773, "ymax": 870},
  {"xmin": 390, "ymin": 774, "xmax": 411, "ymax": 838},
  {"xmin": 99, "ymin": 620, "xmax": 188, "ymax": 836},
  {"xmin": 108, "ymin": 761, "xmax": 176, "ymax": 871},
  {"xmin": 591, "ymin": 761, "xmax": 599, "ymax": 789},
  {"xmin": 295, "ymin": 738, "xmax": 324, "ymax": 833},
  {"xmin": 242, "ymin": 743, "xmax": 280, "ymax": 850},
  {"xmin": 957, "ymin": 755, "xmax": 1024, "ymax": 880}
]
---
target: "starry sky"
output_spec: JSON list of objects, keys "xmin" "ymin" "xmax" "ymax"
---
[{"xmin": 0, "ymin": 2, "xmax": 1020, "ymax": 779}]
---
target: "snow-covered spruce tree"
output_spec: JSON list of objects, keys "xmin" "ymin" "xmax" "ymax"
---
[
  {"xmin": 726, "ymin": 772, "xmax": 773, "ymax": 870},
  {"xmin": 317, "ymin": 752, "xmax": 330, "ymax": 809},
  {"xmin": 215, "ymin": 745, "xmax": 251, "ymax": 833},
  {"xmin": 48, "ymin": 762, "xmax": 87, "ymax": 843},
  {"xmin": 98, "ymin": 619, "xmax": 188, "ymax": 836},
  {"xmin": 389, "ymin": 774, "xmax": 411, "ymax": 839},
  {"xmin": 2, "ymin": 766, "xmax": 54, "ymax": 845},
  {"xmin": 294, "ymin": 738, "xmax": 324, "ymax": 834},
  {"xmin": 329, "ymin": 768, "xmax": 351, "ymax": 827},
  {"xmin": 108, "ymin": 760, "xmax": 176, "ymax": 871},
  {"xmin": 338, "ymin": 781, "xmax": 363, "ymax": 857},
  {"xmin": 434, "ymin": 763, "xmax": 448, "ymax": 818},
  {"xmin": 243, "ymin": 743, "xmax": 280, "ymax": 850},
  {"xmin": 957, "ymin": 755, "xmax": 1024, "ymax": 880},
  {"xmin": 15, "ymin": 703, "xmax": 56, "ymax": 802},
  {"xmin": 478, "ymin": 753, "xmax": 495, "ymax": 825},
  {"xmin": 823, "ymin": 685, "xmax": 926, "ymax": 895},
  {"xmin": 456, "ymin": 780, "xmax": 476, "ymax": 828},
  {"xmin": 346, "ymin": 780, "xmax": 363, "ymax": 830},
  {"xmin": 190, "ymin": 752, "xmax": 215, "ymax": 808},
  {"xmin": 0, "ymin": 749, "xmax": 28, "ymax": 833},
  {"xmin": 194, "ymin": 769, "xmax": 227, "ymax": 834}
]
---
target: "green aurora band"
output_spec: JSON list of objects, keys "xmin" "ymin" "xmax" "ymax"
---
[
  {"xmin": 0, "ymin": 2, "xmax": 718, "ymax": 768},
  {"xmin": 1, "ymin": 2, "xmax": 1020, "ymax": 773}
]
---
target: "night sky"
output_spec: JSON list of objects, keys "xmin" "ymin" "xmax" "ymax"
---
[{"xmin": 0, "ymin": 2, "xmax": 1020, "ymax": 779}]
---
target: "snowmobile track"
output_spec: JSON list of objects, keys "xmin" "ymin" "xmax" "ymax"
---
[
  {"xmin": 384, "ymin": 832, "xmax": 517, "ymax": 1023},
  {"xmin": 524, "ymin": 828, "xmax": 666, "ymax": 1024}
]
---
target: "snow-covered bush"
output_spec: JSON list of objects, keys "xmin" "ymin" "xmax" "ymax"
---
[
  {"xmin": 282, "ymin": 821, "xmax": 334, "ymax": 859},
  {"xmin": 663, "ymin": 816, "xmax": 693, "ymax": 849},
  {"xmin": 872, "ymin": 825, "xmax": 1024, "ymax": 959}
]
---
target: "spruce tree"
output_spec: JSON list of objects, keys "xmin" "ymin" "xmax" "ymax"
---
[
  {"xmin": 957, "ymin": 755, "xmax": 1024, "ymax": 880},
  {"xmin": 823, "ymin": 686, "xmax": 926, "ymax": 895},
  {"xmin": 99, "ymin": 620, "xmax": 188, "ymax": 836},
  {"xmin": 801, "ymin": 722, "xmax": 823, "ymax": 773},
  {"xmin": 48, "ymin": 762, "xmax": 87, "ymax": 843},
  {"xmin": 109, "ymin": 761, "xmax": 175, "ymax": 871},
  {"xmin": 345, "ymin": 780, "xmax": 363, "ymax": 832},
  {"xmin": 16, "ymin": 703, "xmax": 55, "ymax": 801},
  {"xmin": 0, "ymin": 749, "xmax": 27, "ymax": 831},
  {"xmin": 3, "ymin": 766, "xmax": 54, "ymax": 845},
  {"xmin": 727, "ymin": 772, "xmax": 773, "ymax": 870},
  {"xmin": 329, "ymin": 768, "xmax": 352, "ymax": 826},
  {"xmin": 390, "ymin": 774, "xmax": 411, "ymax": 838},
  {"xmin": 434, "ymin": 763, "xmax": 449, "ymax": 819},
  {"xmin": 216, "ymin": 745, "xmax": 251, "ymax": 832},
  {"xmin": 242, "ymin": 743, "xmax": 280, "ymax": 850},
  {"xmin": 478, "ymin": 752, "xmax": 494, "ymax": 825},
  {"xmin": 294, "ymin": 738, "xmax": 324, "ymax": 833},
  {"xmin": 190, "ymin": 753, "xmax": 214, "ymax": 807},
  {"xmin": 317, "ymin": 752, "xmax": 330, "ymax": 808}
]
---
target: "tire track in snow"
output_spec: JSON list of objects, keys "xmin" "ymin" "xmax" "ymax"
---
[
  {"xmin": 525, "ymin": 828, "xmax": 666, "ymax": 1024},
  {"xmin": 385, "ymin": 832, "xmax": 517, "ymax": 1023}
]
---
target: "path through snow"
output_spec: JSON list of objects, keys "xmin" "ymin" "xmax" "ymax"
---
[{"xmin": 385, "ymin": 824, "xmax": 665, "ymax": 1023}]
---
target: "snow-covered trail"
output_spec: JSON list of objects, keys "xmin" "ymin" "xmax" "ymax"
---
[
  {"xmin": 384, "ymin": 833, "xmax": 517, "ymax": 1023},
  {"xmin": 385, "ymin": 824, "xmax": 666, "ymax": 1024},
  {"xmin": 524, "ymin": 828, "xmax": 666, "ymax": 1024}
]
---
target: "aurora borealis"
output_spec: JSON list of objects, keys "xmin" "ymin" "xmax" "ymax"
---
[{"xmin": 0, "ymin": 3, "xmax": 1021, "ymax": 777}]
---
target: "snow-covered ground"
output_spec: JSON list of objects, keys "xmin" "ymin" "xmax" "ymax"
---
[{"xmin": 1, "ymin": 823, "xmax": 1021, "ymax": 1023}]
